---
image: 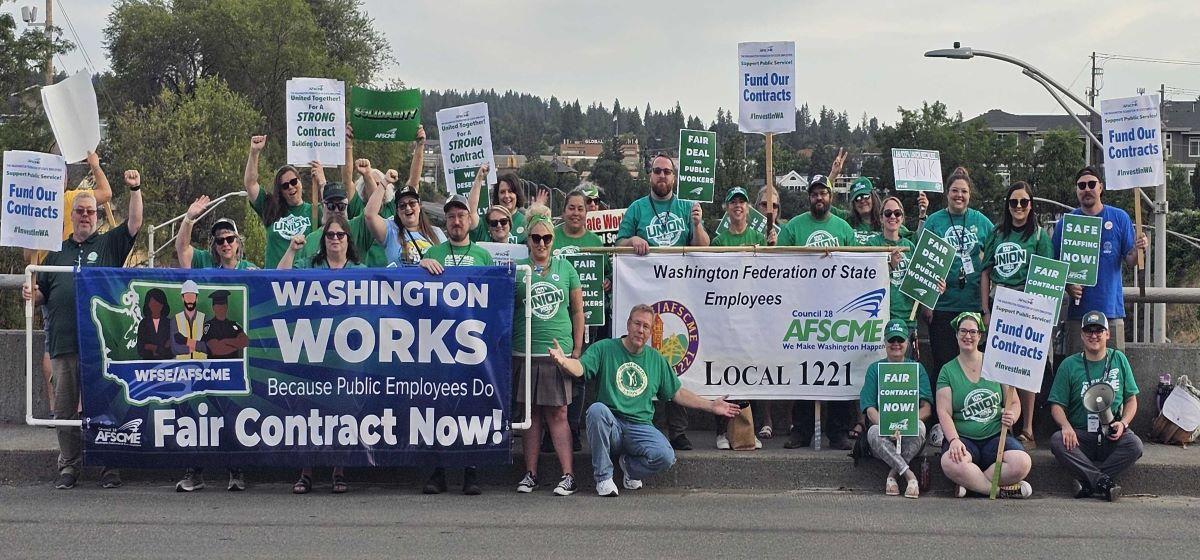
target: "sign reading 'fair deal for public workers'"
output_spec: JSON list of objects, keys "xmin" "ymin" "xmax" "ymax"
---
[
  {"xmin": 286, "ymin": 78, "xmax": 346, "ymax": 166},
  {"xmin": 891, "ymin": 149, "xmax": 943, "ymax": 192},
  {"xmin": 878, "ymin": 363, "xmax": 921, "ymax": 437},
  {"xmin": 677, "ymin": 129, "xmax": 717, "ymax": 202},
  {"xmin": 899, "ymin": 229, "xmax": 955, "ymax": 310},
  {"xmin": 1, "ymin": 150, "xmax": 67, "ymax": 251},
  {"xmin": 1101, "ymin": 94, "xmax": 1164, "ymax": 191},
  {"xmin": 1060, "ymin": 214, "xmax": 1102, "ymax": 286},
  {"xmin": 436, "ymin": 103, "xmax": 498, "ymax": 201},
  {"xmin": 737, "ymin": 41, "xmax": 795, "ymax": 134}
]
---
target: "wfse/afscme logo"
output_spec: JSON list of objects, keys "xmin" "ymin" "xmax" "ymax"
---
[
  {"xmin": 782, "ymin": 289, "xmax": 887, "ymax": 343},
  {"xmin": 94, "ymin": 419, "xmax": 143, "ymax": 446}
]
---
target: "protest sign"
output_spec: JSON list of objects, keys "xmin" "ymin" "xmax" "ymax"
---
[
  {"xmin": 737, "ymin": 41, "xmax": 796, "ymax": 134},
  {"xmin": 613, "ymin": 252, "xmax": 888, "ymax": 399},
  {"xmin": 891, "ymin": 149, "xmax": 943, "ymax": 192},
  {"xmin": 565, "ymin": 254, "xmax": 606, "ymax": 326},
  {"xmin": 677, "ymin": 129, "xmax": 717, "ymax": 202},
  {"xmin": 285, "ymin": 78, "xmax": 346, "ymax": 165},
  {"xmin": 1100, "ymin": 94, "xmax": 1164, "ymax": 191},
  {"xmin": 981, "ymin": 286, "xmax": 1056, "ymax": 393},
  {"xmin": 715, "ymin": 207, "xmax": 778, "ymax": 239},
  {"xmin": 1059, "ymin": 214, "xmax": 1101, "ymax": 286},
  {"xmin": 899, "ymin": 229, "xmax": 955, "ymax": 311},
  {"xmin": 349, "ymin": 87, "xmax": 421, "ymax": 142},
  {"xmin": 478, "ymin": 241, "xmax": 528, "ymax": 267},
  {"xmin": 40, "ymin": 71, "xmax": 100, "ymax": 164},
  {"xmin": 77, "ymin": 266, "xmax": 514, "ymax": 468},
  {"xmin": 1, "ymin": 151, "xmax": 67, "ymax": 251},
  {"xmin": 878, "ymin": 363, "xmax": 921, "ymax": 437},
  {"xmin": 437, "ymin": 103, "xmax": 498, "ymax": 206},
  {"xmin": 1024, "ymin": 255, "xmax": 1069, "ymax": 323},
  {"xmin": 586, "ymin": 208, "xmax": 626, "ymax": 246}
]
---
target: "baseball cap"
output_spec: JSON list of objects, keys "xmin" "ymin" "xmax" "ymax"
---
[
  {"xmin": 210, "ymin": 218, "xmax": 238, "ymax": 237},
  {"xmin": 808, "ymin": 174, "xmax": 830, "ymax": 192},
  {"xmin": 321, "ymin": 182, "xmax": 348, "ymax": 201},
  {"xmin": 850, "ymin": 177, "xmax": 874, "ymax": 199},
  {"xmin": 443, "ymin": 194, "xmax": 470, "ymax": 213},
  {"xmin": 181, "ymin": 280, "xmax": 199, "ymax": 295},
  {"xmin": 1082, "ymin": 310, "xmax": 1109, "ymax": 331},
  {"xmin": 485, "ymin": 205, "xmax": 512, "ymax": 219},
  {"xmin": 884, "ymin": 319, "xmax": 908, "ymax": 342},
  {"xmin": 724, "ymin": 187, "xmax": 749, "ymax": 204},
  {"xmin": 395, "ymin": 184, "xmax": 420, "ymax": 201},
  {"xmin": 578, "ymin": 183, "xmax": 600, "ymax": 200},
  {"xmin": 1075, "ymin": 166, "xmax": 1103, "ymax": 182}
]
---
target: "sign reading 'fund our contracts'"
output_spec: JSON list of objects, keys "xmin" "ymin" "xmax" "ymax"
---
[
  {"xmin": 737, "ymin": 41, "xmax": 795, "ymax": 134},
  {"xmin": 1100, "ymin": 94, "xmax": 1164, "ymax": 191}
]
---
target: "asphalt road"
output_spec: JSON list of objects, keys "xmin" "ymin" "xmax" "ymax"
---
[{"xmin": 3, "ymin": 483, "xmax": 1197, "ymax": 559}]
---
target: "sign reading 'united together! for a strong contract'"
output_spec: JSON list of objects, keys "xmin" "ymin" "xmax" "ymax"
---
[
  {"xmin": 613, "ymin": 252, "xmax": 888, "ymax": 400},
  {"xmin": 285, "ymin": 78, "xmax": 346, "ymax": 166}
]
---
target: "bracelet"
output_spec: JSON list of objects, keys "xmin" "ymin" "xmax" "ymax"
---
[
  {"xmin": 128, "ymin": 186, "xmax": 141, "ymax": 192},
  {"xmin": 948, "ymin": 437, "xmax": 959, "ymax": 445}
]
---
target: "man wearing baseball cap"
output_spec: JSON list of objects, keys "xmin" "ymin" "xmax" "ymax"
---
[
  {"xmin": 296, "ymin": 174, "xmax": 388, "ymax": 267},
  {"xmin": 1046, "ymin": 310, "xmax": 1143, "ymax": 502}
]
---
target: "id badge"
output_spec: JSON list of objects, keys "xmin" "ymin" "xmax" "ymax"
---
[
  {"xmin": 1087, "ymin": 413, "xmax": 1100, "ymax": 433},
  {"xmin": 959, "ymin": 254, "xmax": 975, "ymax": 275}
]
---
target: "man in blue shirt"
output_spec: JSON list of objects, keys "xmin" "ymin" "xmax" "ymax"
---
[{"xmin": 1052, "ymin": 166, "xmax": 1147, "ymax": 353}]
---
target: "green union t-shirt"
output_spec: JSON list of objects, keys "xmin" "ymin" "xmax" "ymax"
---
[
  {"xmin": 712, "ymin": 225, "xmax": 766, "ymax": 247},
  {"xmin": 251, "ymin": 189, "xmax": 315, "ymax": 269},
  {"xmin": 1047, "ymin": 349, "xmax": 1139, "ymax": 430},
  {"xmin": 513, "ymin": 258, "xmax": 580, "ymax": 356},
  {"xmin": 867, "ymin": 234, "xmax": 918, "ymax": 328},
  {"xmin": 617, "ymin": 195, "xmax": 696, "ymax": 247},
  {"xmin": 937, "ymin": 357, "xmax": 1003, "ymax": 440},
  {"xmin": 580, "ymin": 337, "xmax": 681, "ymax": 425},
  {"xmin": 295, "ymin": 214, "xmax": 387, "ymax": 268},
  {"xmin": 980, "ymin": 227, "xmax": 1053, "ymax": 288},
  {"xmin": 190, "ymin": 248, "xmax": 258, "ymax": 270},
  {"xmin": 859, "ymin": 358, "xmax": 933, "ymax": 413},
  {"xmin": 551, "ymin": 225, "xmax": 604, "ymax": 257},
  {"xmin": 777, "ymin": 212, "xmax": 856, "ymax": 247},
  {"xmin": 423, "ymin": 241, "xmax": 493, "ymax": 267},
  {"xmin": 922, "ymin": 208, "xmax": 994, "ymax": 312},
  {"xmin": 472, "ymin": 209, "xmax": 527, "ymax": 243}
]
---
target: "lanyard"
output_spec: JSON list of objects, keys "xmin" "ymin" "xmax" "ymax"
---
[
  {"xmin": 1081, "ymin": 349, "xmax": 1113, "ymax": 386},
  {"xmin": 446, "ymin": 242, "xmax": 474, "ymax": 266}
]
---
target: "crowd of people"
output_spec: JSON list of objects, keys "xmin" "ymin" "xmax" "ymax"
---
[{"xmin": 21, "ymin": 130, "xmax": 1147, "ymax": 501}]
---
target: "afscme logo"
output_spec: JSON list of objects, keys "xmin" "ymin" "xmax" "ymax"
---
[
  {"xmin": 782, "ymin": 290, "xmax": 886, "ymax": 343},
  {"xmin": 94, "ymin": 418, "xmax": 144, "ymax": 446},
  {"xmin": 374, "ymin": 127, "xmax": 398, "ymax": 139},
  {"xmin": 836, "ymin": 289, "xmax": 886, "ymax": 318}
]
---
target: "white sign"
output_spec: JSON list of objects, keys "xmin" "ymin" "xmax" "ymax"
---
[
  {"xmin": 477, "ymin": 242, "xmax": 528, "ymax": 267},
  {"xmin": 1100, "ymin": 94, "xmax": 1164, "ymax": 191},
  {"xmin": 1, "ymin": 151, "xmax": 68, "ymax": 251},
  {"xmin": 285, "ymin": 78, "xmax": 346, "ymax": 166},
  {"xmin": 737, "ymin": 41, "xmax": 796, "ymax": 134},
  {"xmin": 891, "ymin": 149, "xmax": 944, "ymax": 192},
  {"xmin": 436, "ymin": 103, "xmax": 498, "ymax": 198},
  {"xmin": 613, "ymin": 252, "xmax": 888, "ymax": 399},
  {"xmin": 585, "ymin": 208, "xmax": 626, "ymax": 247},
  {"xmin": 40, "ymin": 71, "xmax": 101, "ymax": 164},
  {"xmin": 981, "ymin": 286, "xmax": 1057, "ymax": 393}
]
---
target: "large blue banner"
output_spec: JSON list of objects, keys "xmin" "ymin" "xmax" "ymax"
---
[{"xmin": 76, "ymin": 266, "xmax": 514, "ymax": 468}]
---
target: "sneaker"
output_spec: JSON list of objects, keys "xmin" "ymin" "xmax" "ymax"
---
[
  {"xmin": 1097, "ymin": 476, "xmax": 1121, "ymax": 502},
  {"xmin": 955, "ymin": 485, "xmax": 967, "ymax": 498},
  {"xmin": 595, "ymin": 478, "xmax": 619, "ymax": 497},
  {"xmin": 516, "ymin": 471, "xmax": 538, "ymax": 493},
  {"xmin": 998, "ymin": 480, "xmax": 1032, "ymax": 499},
  {"xmin": 55, "ymin": 470, "xmax": 77, "ymax": 490},
  {"xmin": 462, "ymin": 467, "xmax": 481, "ymax": 495},
  {"xmin": 1072, "ymin": 479, "xmax": 1093, "ymax": 499},
  {"xmin": 175, "ymin": 468, "xmax": 205, "ymax": 492},
  {"xmin": 757, "ymin": 425, "xmax": 774, "ymax": 440},
  {"xmin": 619, "ymin": 455, "xmax": 643, "ymax": 490},
  {"xmin": 929, "ymin": 424, "xmax": 944, "ymax": 447},
  {"xmin": 755, "ymin": 437, "xmax": 763, "ymax": 450},
  {"xmin": 553, "ymin": 473, "xmax": 578, "ymax": 496},
  {"xmin": 100, "ymin": 469, "xmax": 123, "ymax": 489},
  {"xmin": 670, "ymin": 434, "xmax": 693, "ymax": 451},
  {"xmin": 423, "ymin": 468, "xmax": 447, "ymax": 494},
  {"xmin": 715, "ymin": 434, "xmax": 730, "ymax": 450},
  {"xmin": 783, "ymin": 432, "xmax": 811, "ymax": 449},
  {"xmin": 227, "ymin": 469, "xmax": 246, "ymax": 492}
]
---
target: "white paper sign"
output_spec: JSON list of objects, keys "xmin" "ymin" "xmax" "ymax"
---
[
  {"xmin": 436, "ymin": 103, "xmax": 498, "ymax": 198},
  {"xmin": 1162, "ymin": 388, "xmax": 1200, "ymax": 432},
  {"xmin": 737, "ymin": 41, "xmax": 796, "ymax": 134},
  {"xmin": 40, "ymin": 71, "xmax": 100, "ymax": 164},
  {"xmin": 1, "ymin": 150, "xmax": 68, "ymax": 251},
  {"xmin": 285, "ymin": 78, "xmax": 346, "ymax": 166},
  {"xmin": 891, "ymin": 149, "xmax": 944, "ymax": 192},
  {"xmin": 1100, "ymin": 94, "xmax": 1164, "ymax": 191},
  {"xmin": 477, "ymin": 242, "xmax": 528, "ymax": 267},
  {"xmin": 981, "ymin": 286, "xmax": 1057, "ymax": 393}
]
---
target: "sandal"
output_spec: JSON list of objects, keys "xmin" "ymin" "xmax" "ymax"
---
[
  {"xmin": 292, "ymin": 474, "xmax": 312, "ymax": 495},
  {"xmin": 885, "ymin": 477, "xmax": 900, "ymax": 496},
  {"xmin": 848, "ymin": 422, "xmax": 865, "ymax": 440},
  {"xmin": 1017, "ymin": 432, "xmax": 1037, "ymax": 450},
  {"xmin": 331, "ymin": 473, "xmax": 348, "ymax": 494},
  {"xmin": 757, "ymin": 425, "xmax": 774, "ymax": 440},
  {"xmin": 904, "ymin": 479, "xmax": 920, "ymax": 499}
]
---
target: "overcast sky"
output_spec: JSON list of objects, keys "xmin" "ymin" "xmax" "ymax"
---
[{"xmin": 27, "ymin": 0, "xmax": 1200, "ymax": 125}]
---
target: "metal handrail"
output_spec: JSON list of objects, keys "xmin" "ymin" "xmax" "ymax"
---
[
  {"xmin": 25, "ymin": 265, "xmax": 82, "ymax": 427},
  {"xmin": 147, "ymin": 191, "xmax": 248, "ymax": 267},
  {"xmin": 513, "ymin": 264, "xmax": 533, "ymax": 431}
]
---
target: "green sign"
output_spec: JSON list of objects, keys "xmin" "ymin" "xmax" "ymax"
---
[
  {"xmin": 1060, "ymin": 214, "xmax": 1101, "ymax": 287},
  {"xmin": 677, "ymin": 129, "xmax": 717, "ymax": 202},
  {"xmin": 565, "ymin": 254, "xmax": 606, "ymax": 326},
  {"xmin": 878, "ymin": 362, "xmax": 920, "ymax": 437},
  {"xmin": 899, "ymin": 229, "xmax": 955, "ymax": 311},
  {"xmin": 1024, "ymin": 255, "xmax": 1069, "ymax": 323},
  {"xmin": 451, "ymin": 167, "xmax": 489, "ymax": 219},
  {"xmin": 715, "ymin": 207, "xmax": 779, "ymax": 239},
  {"xmin": 349, "ymin": 87, "xmax": 421, "ymax": 142},
  {"xmin": 891, "ymin": 148, "xmax": 943, "ymax": 192}
]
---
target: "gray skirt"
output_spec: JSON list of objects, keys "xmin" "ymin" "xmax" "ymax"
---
[{"xmin": 512, "ymin": 356, "xmax": 572, "ymax": 407}]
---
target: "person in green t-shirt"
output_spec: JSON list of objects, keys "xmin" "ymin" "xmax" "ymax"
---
[
  {"xmin": 921, "ymin": 166, "xmax": 995, "ymax": 374},
  {"xmin": 483, "ymin": 205, "xmax": 519, "ymax": 243},
  {"xmin": 935, "ymin": 312, "xmax": 1032, "ymax": 498},
  {"xmin": 243, "ymin": 135, "xmax": 317, "ymax": 268},
  {"xmin": 860, "ymin": 320, "xmax": 933, "ymax": 498},
  {"xmin": 297, "ymin": 160, "xmax": 387, "ymax": 267},
  {"xmin": 1047, "ymin": 311, "xmax": 1142, "ymax": 501},
  {"xmin": 549, "ymin": 305, "xmax": 740, "ymax": 497},
  {"xmin": 176, "ymin": 198, "xmax": 259, "ymax": 271},
  {"xmin": 512, "ymin": 206, "xmax": 585, "ymax": 496},
  {"xmin": 712, "ymin": 187, "xmax": 768, "ymax": 248},
  {"xmin": 470, "ymin": 172, "xmax": 538, "ymax": 242}
]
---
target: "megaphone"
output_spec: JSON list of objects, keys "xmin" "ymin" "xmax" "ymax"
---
[{"xmin": 1083, "ymin": 382, "xmax": 1116, "ymax": 437}]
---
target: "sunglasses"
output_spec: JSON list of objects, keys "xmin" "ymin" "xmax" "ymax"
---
[
  {"xmin": 529, "ymin": 233, "xmax": 554, "ymax": 245},
  {"xmin": 397, "ymin": 199, "xmax": 420, "ymax": 210},
  {"xmin": 324, "ymin": 201, "xmax": 347, "ymax": 212},
  {"xmin": 323, "ymin": 231, "xmax": 347, "ymax": 240},
  {"xmin": 651, "ymin": 167, "xmax": 675, "ymax": 176},
  {"xmin": 1076, "ymin": 180, "xmax": 1099, "ymax": 190},
  {"xmin": 854, "ymin": 194, "xmax": 871, "ymax": 202},
  {"xmin": 487, "ymin": 218, "xmax": 510, "ymax": 228},
  {"xmin": 882, "ymin": 209, "xmax": 904, "ymax": 218},
  {"xmin": 1007, "ymin": 198, "xmax": 1031, "ymax": 209},
  {"xmin": 73, "ymin": 208, "xmax": 97, "ymax": 216},
  {"xmin": 1083, "ymin": 328, "xmax": 1106, "ymax": 336},
  {"xmin": 213, "ymin": 235, "xmax": 237, "ymax": 246},
  {"xmin": 278, "ymin": 177, "xmax": 301, "ymax": 189}
]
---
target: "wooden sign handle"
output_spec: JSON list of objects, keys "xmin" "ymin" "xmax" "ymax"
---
[{"xmin": 988, "ymin": 386, "xmax": 1011, "ymax": 500}]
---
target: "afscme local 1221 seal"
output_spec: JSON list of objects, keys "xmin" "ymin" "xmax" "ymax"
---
[{"xmin": 650, "ymin": 300, "xmax": 699, "ymax": 376}]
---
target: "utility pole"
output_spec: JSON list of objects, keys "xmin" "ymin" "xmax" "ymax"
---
[
  {"xmin": 43, "ymin": 0, "xmax": 53, "ymax": 86},
  {"xmin": 1087, "ymin": 52, "xmax": 1096, "ymax": 165}
]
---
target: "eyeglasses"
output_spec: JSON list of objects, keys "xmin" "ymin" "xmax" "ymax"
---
[
  {"xmin": 957, "ymin": 328, "xmax": 980, "ymax": 337},
  {"xmin": 278, "ymin": 177, "xmax": 301, "ymax": 189},
  {"xmin": 73, "ymin": 208, "xmax": 97, "ymax": 216},
  {"xmin": 651, "ymin": 167, "xmax": 674, "ymax": 176},
  {"xmin": 1076, "ymin": 180, "xmax": 1099, "ymax": 190},
  {"xmin": 1083, "ymin": 328, "xmax": 1106, "ymax": 337},
  {"xmin": 882, "ymin": 209, "xmax": 904, "ymax": 218},
  {"xmin": 213, "ymin": 235, "xmax": 237, "ymax": 246},
  {"xmin": 323, "ymin": 231, "xmax": 347, "ymax": 240},
  {"xmin": 324, "ymin": 201, "xmax": 347, "ymax": 211},
  {"xmin": 529, "ymin": 233, "xmax": 554, "ymax": 245},
  {"xmin": 487, "ymin": 219, "xmax": 510, "ymax": 228},
  {"xmin": 1007, "ymin": 198, "xmax": 1031, "ymax": 208},
  {"xmin": 854, "ymin": 194, "xmax": 871, "ymax": 202}
]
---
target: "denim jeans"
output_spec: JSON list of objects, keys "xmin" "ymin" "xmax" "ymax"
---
[{"xmin": 586, "ymin": 402, "xmax": 676, "ymax": 484}]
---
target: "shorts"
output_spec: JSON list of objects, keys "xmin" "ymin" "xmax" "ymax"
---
[
  {"xmin": 942, "ymin": 434, "xmax": 1024, "ymax": 468},
  {"xmin": 513, "ymin": 356, "xmax": 572, "ymax": 407}
]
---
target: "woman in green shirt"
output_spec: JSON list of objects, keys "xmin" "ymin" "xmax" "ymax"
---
[
  {"xmin": 847, "ymin": 177, "xmax": 884, "ymax": 246},
  {"xmin": 513, "ymin": 205, "xmax": 585, "ymax": 496},
  {"xmin": 471, "ymin": 172, "xmax": 537, "ymax": 242},
  {"xmin": 936, "ymin": 313, "xmax": 1032, "ymax": 498},
  {"xmin": 243, "ymin": 135, "xmax": 316, "ymax": 268}
]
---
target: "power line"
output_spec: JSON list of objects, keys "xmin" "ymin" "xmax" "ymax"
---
[{"xmin": 1096, "ymin": 52, "xmax": 1200, "ymax": 67}]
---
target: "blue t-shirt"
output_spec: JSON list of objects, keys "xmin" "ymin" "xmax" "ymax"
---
[{"xmin": 1052, "ymin": 205, "xmax": 1134, "ymax": 319}]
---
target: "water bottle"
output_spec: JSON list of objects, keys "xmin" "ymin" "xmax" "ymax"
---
[{"xmin": 1157, "ymin": 373, "xmax": 1173, "ymax": 414}]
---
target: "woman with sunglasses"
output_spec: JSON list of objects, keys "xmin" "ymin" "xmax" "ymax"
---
[
  {"xmin": 243, "ymin": 135, "xmax": 316, "ymax": 268},
  {"xmin": 484, "ymin": 205, "xmax": 517, "ymax": 243},
  {"xmin": 368, "ymin": 164, "xmax": 450, "ymax": 267},
  {"xmin": 278, "ymin": 215, "xmax": 364, "ymax": 495},
  {"xmin": 936, "ymin": 312, "xmax": 1032, "ymax": 498},
  {"xmin": 980, "ymin": 181, "xmax": 1052, "ymax": 447},
  {"xmin": 176, "ymin": 196, "xmax": 258, "ymax": 270},
  {"xmin": 471, "ymin": 172, "xmax": 530, "ymax": 242},
  {"xmin": 512, "ymin": 204, "xmax": 585, "ymax": 496},
  {"xmin": 873, "ymin": 197, "xmax": 944, "ymax": 346}
]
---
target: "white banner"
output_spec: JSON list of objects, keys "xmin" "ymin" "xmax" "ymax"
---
[
  {"xmin": 477, "ymin": 242, "xmax": 528, "ymax": 267},
  {"xmin": 1, "ymin": 150, "xmax": 67, "ymax": 251},
  {"xmin": 737, "ymin": 41, "xmax": 796, "ymax": 134},
  {"xmin": 436, "ymin": 102, "xmax": 498, "ymax": 198},
  {"xmin": 1100, "ymin": 94, "xmax": 1164, "ymax": 191},
  {"xmin": 41, "ymin": 71, "xmax": 100, "ymax": 164},
  {"xmin": 981, "ymin": 286, "xmax": 1056, "ymax": 393},
  {"xmin": 285, "ymin": 78, "xmax": 346, "ymax": 166},
  {"xmin": 613, "ymin": 252, "xmax": 888, "ymax": 399},
  {"xmin": 586, "ymin": 208, "xmax": 625, "ymax": 246}
]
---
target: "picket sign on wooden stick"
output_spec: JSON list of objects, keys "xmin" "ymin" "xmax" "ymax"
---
[{"xmin": 988, "ymin": 386, "xmax": 1013, "ymax": 500}]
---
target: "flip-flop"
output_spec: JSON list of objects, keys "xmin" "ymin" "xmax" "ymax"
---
[
  {"xmin": 904, "ymin": 479, "xmax": 920, "ymax": 499},
  {"xmin": 331, "ymin": 474, "xmax": 348, "ymax": 494},
  {"xmin": 1017, "ymin": 432, "xmax": 1038, "ymax": 450},
  {"xmin": 292, "ymin": 475, "xmax": 312, "ymax": 495},
  {"xmin": 885, "ymin": 477, "xmax": 900, "ymax": 496}
]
